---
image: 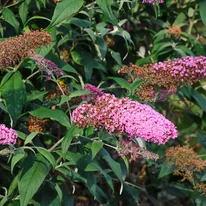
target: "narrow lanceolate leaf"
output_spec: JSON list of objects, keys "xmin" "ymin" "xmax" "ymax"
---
[
  {"xmin": 91, "ymin": 141, "xmax": 104, "ymax": 159},
  {"xmin": 99, "ymin": 148, "xmax": 123, "ymax": 183},
  {"xmin": 48, "ymin": 0, "xmax": 84, "ymax": 29},
  {"xmin": 18, "ymin": 154, "xmax": 50, "ymax": 206},
  {"xmin": 11, "ymin": 149, "xmax": 25, "ymax": 174},
  {"xmin": 61, "ymin": 125, "xmax": 83, "ymax": 159},
  {"xmin": 24, "ymin": 131, "xmax": 39, "ymax": 145},
  {"xmin": 199, "ymin": 0, "xmax": 206, "ymax": 26},
  {"xmin": 1, "ymin": 72, "xmax": 27, "ymax": 126},
  {"xmin": 108, "ymin": 77, "xmax": 131, "ymax": 91},
  {"xmin": 36, "ymin": 147, "xmax": 56, "ymax": 169},
  {"xmin": 29, "ymin": 107, "xmax": 70, "ymax": 127},
  {"xmin": 2, "ymin": 8, "xmax": 20, "ymax": 33},
  {"xmin": 96, "ymin": 0, "xmax": 118, "ymax": 25}
]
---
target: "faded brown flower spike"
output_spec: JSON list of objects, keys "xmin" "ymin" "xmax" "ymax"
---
[{"xmin": 0, "ymin": 30, "xmax": 52, "ymax": 69}]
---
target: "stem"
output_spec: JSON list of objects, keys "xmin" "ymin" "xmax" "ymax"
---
[
  {"xmin": 112, "ymin": 178, "xmax": 146, "ymax": 192},
  {"xmin": 104, "ymin": 143, "xmax": 117, "ymax": 150},
  {"xmin": 13, "ymin": 59, "xmax": 24, "ymax": 72},
  {"xmin": 23, "ymin": 70, "xmax": 40, "ymax": 83},
  {"xmin": 48, "ymin": 137, "xmax": 64, "ymax": 152},
  {"xmin": 188, "ymin": 4, "xmax": 198, "ymax": 35},
  {"xmin": 53, "ymin": 75, "xmax": 72, "ymax": 126}
]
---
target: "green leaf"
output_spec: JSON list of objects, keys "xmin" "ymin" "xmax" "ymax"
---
[
  {"xmin": 199, "ymin": 0, "xmax": 206, "ymax": 26},
  {"xmin": 91, "ymin": 141, "xmax": 104, "ymax": 159},
  {"xmin": 18, "ymin": 154, "xmax": 50, "ymax": 206},
  {"xmin": 0, "ymin": 102, "xmax": 8, "ymax": 113},
  {"xmin": 1, "ymin": 72, "xmax": 27, "ymax": 125},
  {"xmin": 16, "ymin": 131, "xmax": 27, "ymax": 141},
  {"xmin": 26, "ymin": 91, "xmax": 48, "ymax": 103},
  {"xmin": 110, "ymin": 49, "xmax": 122, "ymax": 66},
  {"xmin": 24, "ymin": 131, "xmax": 39, "ymax": 145},
  {"xmin": 0, "ymin": 71, "xmax": 14, "ymax": 87},
  {"xmin": 36, "ymin": 147, "xmax": 56, "ymax": 168},
  {"xmin": 18, "ymin": 0, "xmax": 31, "ymax": 25},
  {"xmin": 192, "ymin": 89, "xmax": 206, "ymax": 112},
  {"xmin": 48, "ymin": 0, "xmax": 84, "ymax": 29},
  {"xmin": 96, "ymin": 37, "xmax": 107, "ymax": 59},
  {"xmin": 86, "ymin": 173, "xmax": 107, "ymax": 203},
  {"xmin": 29, "ymin": 107, "xmax": 70, "ymax": 127},
  {"xmin": 61, "ymin": 125, "xmax": 83, "ymax": 158},
  {"xmin": 173, "ymin": 48, "xmax": 187, "ymax": 57},
  {"xmin": 46, "ymin": 52, "xmax": 78, "ymax": 74},
  {"xmin": 25, "ymin": 16, "xmax": 51, "ymax": 26},
  {"xmin": 107, "ymin": 77, "xmax": 131, "ymax": 91},
  {"xmin": 67, "ymin": 17, "xmax": 92, "ymax": 27},
  {"xmin": 8, "ymin": 175, "xmax": 19, "ymax": 196},
  {"xmin": 2, "ymin": 8, "xmax": 20, "ymax": 33},
  {"xmin": 84, "ymin": 28, "xmax": 96, "ymax": 42},
  {"xmin": 69, "ymin": 90, "xmax": 91, "ymax": 98},
  {"xmin": 85, "ymin": 162, "xmax": 114, "ymax": 192},
  {"xmin": 131, "ymin": 79, "xmax": 142, "ymax": 95},
  {"xmin": 173, "ymin": 12, "xmax": 186, "ymax": 25},
  {"xmin": 99, "ymin": 148, "xmax": 123, "ymax": 183},
  {"xmin": 11, "ymin": 149, "xmax": 25, "ymax": 174},
  {"xmin": 96, "ymin": 0, "xmax": 118, "ymax": 25},
  {"xmin": 58, "ymin": 95, "xmax": 71, "ymax": 106},
  {"xmin": 158, "ymin": 161, "xmax": 174, "ymax": 179},
  {"xmin": 197, "ymin": 130, "xmax": 206, "ymax": 149},
  {"xmin": 71, "ymin": 50, "xmax": 95, "ymax": 80}
]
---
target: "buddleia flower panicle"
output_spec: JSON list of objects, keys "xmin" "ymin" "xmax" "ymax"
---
[
  {"xmin": 72, "ymin": 84, "xmax": 178, "ymax": 145},
  {"xmin": 119, "ymin": 56, "xmax": 206, "ymax": 102},
  {"xmin": 0, "ymin": 124, "xmax": 18, "ymax": 145},
  {"xmin": 166, "ymin": 145, "xmax": 206, "ymax": 195},
  {"xmin": 118, "ymin": 139, "xmax": 159, "ymax": 162},
  {"xmin": 28, "ymin": 115, "xmax": 47, "ymax": 133},
  {"xmin": 142, "ymin": 0, "xmax": 164, "ymax": 4},
  {"xmin": 0, "ymin": 30, "xmax": 52, "ymax": 69},
  {"xmin": 81, "ymin": 84, "xmax": 104, "ymax": 102},
  {"xmin": 28, "ymin": 51, "xmax": 63, "ymax": 80},
  {"xmin": 167, "ymin": 24, "xmax": 182, "ymax": 38}
]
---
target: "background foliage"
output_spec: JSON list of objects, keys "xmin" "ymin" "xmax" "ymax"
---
[{"xmin": 0, "ymin": 0, "xmax": 206, "ymax": 205}]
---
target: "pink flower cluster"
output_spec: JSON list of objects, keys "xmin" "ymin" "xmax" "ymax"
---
[
  {"xmin": 142, "ymin": 0, "xmax": 164, "ymax": 4},
  {"xmin": 81, "ymin": 84, "xmax": 104, "ymax": 101},
  {"xmin": 118, "ymin": 139, "xmax": 159, "ymax": 162},
  {"xmin": 0, "ymin": 124, "xmax": 18, "ymax": 145},
  {"xmin": 28, "ymin": 51, "xmax": 63, "ymax": 80},
  {"xmin": 119, "ymin": 56, "xmax": 206, "ymax": 102},
  {"xmin": 72, "ymin": 85, "xmax": 178, "ymax": 145},
  {"xmin": 153, "ymin": 56, "xmax": 206, "ymax": 82}
]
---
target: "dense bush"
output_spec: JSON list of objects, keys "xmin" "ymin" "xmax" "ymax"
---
[{"xmin": 0, "ymin": 0, "xmax": 206, "ymax": 205}]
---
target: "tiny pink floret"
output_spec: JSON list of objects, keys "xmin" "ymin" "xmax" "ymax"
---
[{"xmin": 0, "ymin": 124, "xmax": 18, "ymax": 145}]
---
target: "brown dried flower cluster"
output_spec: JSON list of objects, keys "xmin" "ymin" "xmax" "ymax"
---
[
  {"xmin": 56, "ymin": 80, "xmax": 71, "ymax": 96},
  {"xmin": 28, "ymin": 115, "xmax": 47, "ymax": 133},
  {"xmin": 119, "ymin": 56, "xmax": 206, "ymax": 102},
  {"xmin": 0, "ymin": 30, "xmax": 52, "ymax": 69},
  {"xmin": 45, "ymin": 81, "xmax": 81, "ymax": 107},
  {"xmin": 166, "ymin": 145, "xmax": 206, "ymax": 195},
  {"xmin": 118, "ymin": 139, "xmax": 159, "ymax": 162},
  {"xmin": 167, "ymin": 24, "xmax": 182, "ymax": 38}
]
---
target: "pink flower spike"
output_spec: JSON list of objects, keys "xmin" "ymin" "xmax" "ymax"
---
[{"xmin": 72, "ymin": 87, "xmax": 178, "ymax": 145}]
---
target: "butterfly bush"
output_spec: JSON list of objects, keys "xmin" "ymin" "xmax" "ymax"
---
[
  {"xmin": 72, "ymin": 85, "xmax": 178, "ymax": 145},
  {"xmin": 0, "ymin": 124, "xmax": 18, "ymax": 145},
  {"xmin": 119, "ymin": 56, "xmax": 206, "ymax": 102},
  {"xmin": 0, "ymin": 30, "xmax": 51, "ymax": 69},
  {"xmin": 118, "ymin": 139, "xmax": 159, "ymax": 162},
  {"xmin": 142, "ymin": 0, "xmax": 164, "ymax": 4},
  {"xmin": 28, "ymin": 51, "xmax": 63, "ymax": 80}
]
